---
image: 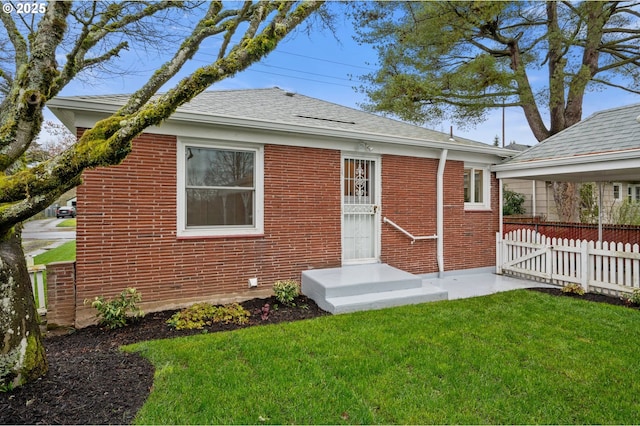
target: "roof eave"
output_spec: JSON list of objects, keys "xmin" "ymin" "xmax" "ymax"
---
[
  {"xmin": 493, "ymin": 150, "xmax": 640, "ymax": 182},
  {"xmin": 47, "ymin": 97, "xmax": 513, "ymax": 158}
]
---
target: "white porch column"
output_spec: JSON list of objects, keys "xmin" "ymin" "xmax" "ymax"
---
[{"xmin": 598, "ymin": 182, "xmax": 604, "ymax": 242}]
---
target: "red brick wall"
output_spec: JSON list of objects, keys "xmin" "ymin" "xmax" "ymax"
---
[
  {"xmin": 46, "ymin": 261, "xmax": 76, "ymax": 327},
  {"xmin": 75, "ymin": 133, "xmax": 341, "ymax": 325},
  {"xmin": 73, "ymin": 131, "xmax": 499, "ymax": 325},
  {"xmin": 381, "ymin": 155, "xmax": 439, "ymax": 273},
  {"xmin": 381, "ymin": 155, "xmax": 499, "ymax": 274},
  {"xmin": 443, "ymin": 162, "xmax": 499, "ymax": 272}
]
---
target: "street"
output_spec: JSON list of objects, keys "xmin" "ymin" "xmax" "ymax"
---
[{"xmin": 21, "ymin": 218, "xmax": 76, "ymax": 241}]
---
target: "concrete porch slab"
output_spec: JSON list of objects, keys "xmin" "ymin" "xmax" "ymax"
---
[
  {"xmin": 421, "ymin": 271, "xmax": 556, "ymax": 300},
  {"xmin": 302, "ymin": 265, "xmax": 556, "ymax": 315},
  {"xmin": 302, "ymin": 264, "xmax": 447, "ymax": 314}
]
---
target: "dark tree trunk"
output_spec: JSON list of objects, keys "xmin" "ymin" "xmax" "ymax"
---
[{"xmin": 0, "ymin": 227, "xmax": 47, "ymax": 388}]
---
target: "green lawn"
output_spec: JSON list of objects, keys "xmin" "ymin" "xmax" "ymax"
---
[
  {"xmin": 126, "ymin": 290, "xmax": 640, "ymax": 424},
  {"xmin": 56, "ymin": 218, "xmax": 76, "ymax": 228},
  {"xmin": 33, "ymin": 240, "xmax": 76, "ymax": 265}
]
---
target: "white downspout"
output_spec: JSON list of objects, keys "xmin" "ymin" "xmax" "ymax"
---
[
  {"xmin": 532, "ymin": 180, "xmax": 537, "ymax": 217},
  {"xmin": 499, "ymin": 178, "xmax": 504, "ymax": 237},
  {"xmin": 437, "ymin": 149, "xmax": 448, "ymax": 277}
]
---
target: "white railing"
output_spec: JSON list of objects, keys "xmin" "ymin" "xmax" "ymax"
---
[
  {"xmin": 383, "ymin": 217, "xmax": 437, "ymax": 244},
  {"xmin": 28, "ymin": 264, "xmax": 47, "ymax": 314},
  {"xmin": 497, "ymin": 229, "xmax": 640, "ymax": 294}
]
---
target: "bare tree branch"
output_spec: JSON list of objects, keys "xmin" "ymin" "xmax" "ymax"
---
[
  {"xmin": 55, "ymin": 1, "xmax": 183, "ymax": 95},
  {"xmin": 0, "ymin": 1, "xmax": 324, "ymax": 220},
  {"xmin": 0, "ymin": 11, "xmax": 27, "ymax": 70}
]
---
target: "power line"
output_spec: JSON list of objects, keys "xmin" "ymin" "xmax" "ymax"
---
[
  {"xmin": 259, "ymin": 63, "xmax": 354, "ymax": 82},
  {"xmin": 273, "ymin": 49, "xmax": 376, "ymax": 71},
  {"xmin": 188, "ymin": 53, "xmax": 361, "ymax": 89},
  {"xmin": 245, "ymin": 69, "xmax": 355, "ymax": 88}
]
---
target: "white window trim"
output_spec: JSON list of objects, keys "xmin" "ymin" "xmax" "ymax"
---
[
  {"xmin": 177, "ymin": 138, "xmax": 264, "ymax": 237},
  {"xmin": 464, "ymin": 164, "xmax": 491, "ymax": 211},
  {"xmin": 612, "ymin": 182, "xmax": 622, "ymax": 201},
  {"xmin": 632, "ymin": 184, "xmax": 640, "ymax": 202}
]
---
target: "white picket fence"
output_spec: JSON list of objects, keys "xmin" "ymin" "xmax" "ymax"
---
[
  {"xmin": 28, "ymin": 264, "xmax": 47, "ymax": 314},
  {"xmin": 496, "ymin": 229, "xmax": 640, "ymax": 295}
]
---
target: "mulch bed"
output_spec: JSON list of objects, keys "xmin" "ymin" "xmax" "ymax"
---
[
  {"xmin": 1, "ymin": 289, "xmax": 637, "ymax": 424},
  {"xmin": 1, "ymin": 296, "xmax": 328, "ymax": 425},
  {"xmin": 528, "ymin": 286, "xmax": 640, "ymax": 309}
]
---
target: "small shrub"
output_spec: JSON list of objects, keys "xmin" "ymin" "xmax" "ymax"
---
[
  {"xmin": 212, "ymin": 303, "xmax": 251, "ymax": 325},
  {"xmin": 273, "ymin": 279, "xmax": 300, "ymax": 306},
  {"xmin": 561, "ymin": 283, "xmax": 585, "ymax": 296},
  {"xmin": 166, "ymin": 303, "xmax": 218, "ymax": 330},
  {"xmin": 167, "ymin": 302, "xmax": 250, "ymax": 330},
  {"xmin": 622, "ymin": 289, "xmax": 640, "ymax": 306},
  {"xmin": 85, "ymin": 288, "xmax": 143, "ymax": 329},
  {"xmin": 259, "ymin": 303, "xmax": 270, "ymax": 321}
]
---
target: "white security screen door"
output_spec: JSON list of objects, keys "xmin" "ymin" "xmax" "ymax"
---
[{"xmin": 342, "ymin": 156, "xmax": 380, "ymax": 263}]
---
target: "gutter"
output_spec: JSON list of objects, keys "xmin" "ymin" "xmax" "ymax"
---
[{"xmin": 437, "ymin": 149, "xmax": 448, "ymax": 277}]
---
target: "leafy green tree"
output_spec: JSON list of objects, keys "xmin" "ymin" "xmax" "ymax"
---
[
  {"xmin": 350, "ymin": 1, "xmax": 640, "ymax": 141},
  {"xmin": 0, "ymin": 0, "xmax": 323, "ymax": 388},
  {"xmin": 503, "ymin": 188, "xmax": 526, "ymax": 216}
]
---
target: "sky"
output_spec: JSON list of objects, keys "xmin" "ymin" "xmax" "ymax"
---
[{"xmin": 51, "ymin": 2, "xmax": 640, "ymax": 148}]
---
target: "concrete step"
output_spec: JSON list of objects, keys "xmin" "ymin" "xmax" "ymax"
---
[
  {"xmin": 302, "ymin": 264, "xmax": 423, "ymax": 299},
  {"xmin": 301, "ymin": 264, "xmax": 448, "ymax": 314},
  {"xmin": 325, "ymin": 284, "xmax": 448, "ymax": 314}
]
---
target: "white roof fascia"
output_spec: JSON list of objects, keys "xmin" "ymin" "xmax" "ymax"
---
[
  {"xmin": 494, "ymin": 153, "xmax": 640, "ymax": 182},
  {"xmin": 47, "ymin": 98, "xmax": 513, "ymax": 161},
  {"xmin": 168, "ymin": 111, "xmax": 512, "ymax": 158}
]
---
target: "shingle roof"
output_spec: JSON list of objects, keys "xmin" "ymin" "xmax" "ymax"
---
[
  {"xmin": 504, "ymin": 103, "xmax": 640, "ymax": 164},
  {"xmin": 53, "ymin": 87, "xmax": 504, "ymax": 153}
]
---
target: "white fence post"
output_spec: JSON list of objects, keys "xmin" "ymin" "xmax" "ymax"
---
[
  {"xmin": 580, "ymin": 240, "xmax": 589, "ymax": 292},
  {"xmin": 28, "ymin": 265, "xmax": 47, "ymax": 313},
  {"xmin": 496, "ymin": 232, "xmax": 502, "ymax": 274}
]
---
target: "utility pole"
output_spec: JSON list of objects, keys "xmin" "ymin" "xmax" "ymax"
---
[{"xmin": 502, "ymin": 103, "xmax": 505, "ymax": 148}]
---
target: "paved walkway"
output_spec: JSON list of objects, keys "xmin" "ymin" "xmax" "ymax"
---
[{"xmin": 422, "ymin": 271, "xmax": 557, "ymax": 300}]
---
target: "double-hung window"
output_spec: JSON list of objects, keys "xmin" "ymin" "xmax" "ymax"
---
[
  {"xmin": 178, "ymin": 140, "xmax": 263, "ymax": 237},
  {"xmin": 613, "ymin": 183, "xmax": 622, "ymax": 201},
  {"xmin": 628, "ymin": 184, "xmax": 640, "ymax": 202},
  {"xmin": 463, "ymin": 165, "xmax": 491, "ymax": 210}
]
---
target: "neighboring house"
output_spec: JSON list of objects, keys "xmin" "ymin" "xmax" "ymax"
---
[
  {"xmin": 494, "ymin": 102, "xmax": 640, "ymax": 231},
  {"xmin": 504, "ymin": 179, "xmax": 632, "ymax": 223},
  {"xmin": 502, "ymin": 142, "xmax": 611, "ymax": 222},
  {"xmin": 49, "ymin": 88, "xmax": 512, "ymax": 325}
]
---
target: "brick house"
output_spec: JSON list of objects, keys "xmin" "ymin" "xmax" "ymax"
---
[{"xmin": 49, "ymin": 88, "xmax": 512, "ymax": 326}]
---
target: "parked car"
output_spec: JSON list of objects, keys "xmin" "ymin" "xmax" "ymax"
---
[{"xmin": 56, "ymin": 206, "xmax": 76, "ymax": 218}]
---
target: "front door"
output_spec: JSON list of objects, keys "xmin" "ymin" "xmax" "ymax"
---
[{"xmin": 342, "ymin": 156, "xmax": 380, "ymax": 264}]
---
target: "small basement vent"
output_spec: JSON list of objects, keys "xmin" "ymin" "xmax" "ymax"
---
[{"xmin": 295, "ymin": 114, "xmax": 356, "ymax": 125}]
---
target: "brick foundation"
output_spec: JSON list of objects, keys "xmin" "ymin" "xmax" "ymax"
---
[{"xmin": 45, "ymin": 261, "xmax": 76, "ymax": 327}]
